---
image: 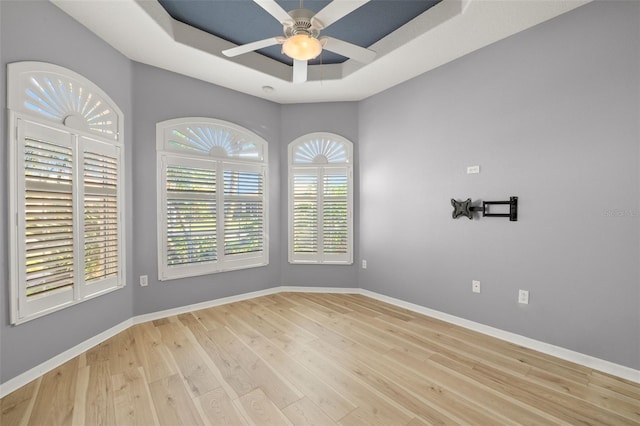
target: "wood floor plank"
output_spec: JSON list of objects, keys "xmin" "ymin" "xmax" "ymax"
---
[
  {"xmin": 1, "ymin": 378, "xmax": 40, "ymax": 426},
  {"xmin": 291, "ymin": 303, "xmax": 396, "ymax": 354},
  {"xmin": 451, "ymin": 357, "xmax": 638, "ymax": 425},
  {"xmin": 284, "ymin": 342, "xmax": 415, "ymax": 425},
  {"xmin": 27, "ymin": 358, "xmax": 78, "ymax": 426},
  {"xmin": 83, "ymin": 361, "xmax": 116, "ymax": 426},
  {"xmin": 226, "ymin": 317, "xmax": 357, "ymax": 421},
  {"xmin": 131, "ymin": 322, "xmax": 177, "ymax": 384},
  {"xmin": 111, "ymin": 367, "xmax": 159, "ymax": 426},
  {"xmin": 158, "ymin": 322, "xmax": 220, "ymax": 397},
  {"xmin": 261, "ymin": 302, "xmax": 356, "ymax": 352},
  {"xmin": 307, "ymin": 336, "xmax": 497, "ymax": 425},
  {"xmin": 282, "ymin": 396, "xmax": 337, "ymax": 425},
  {"xmin": 197, "ymin": 387, "xmax": 249, "ymax": 425},
  {"xmin": 71, "ymin": 365, "xmax": 89, "ymax": 426},
  {"xmin": 238, "ymin": 387, "xmax": 293, "ymax": 425},
  {"xmin": 208, "ymin": 324, "xmax": 303, "ymax": 409},
  {"xmin": 373, "ymin": 313, "xmax": 534, "ymax": 376},
  {"xmin": 148, "ymin": 374, "xmax": 205, "ymax": 426},
  {"xmin": 2, "ymin": 293, "xmax": 638, "ymax": 426},
  {"xmin": 179, "ymin": 312, "xmax": 257, "ymax": 398},
  {"xmin": 341, "ymin": 293, "xmax": 418, "ymax": 321},
  {"xmin": 244, "ymin": 303, "xmax": 318, "ymax": 344},
  {"xmin": 108, "ymin": 329, "xmax": 142, "ymax": 375}
]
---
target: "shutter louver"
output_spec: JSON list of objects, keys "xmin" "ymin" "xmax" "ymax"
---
[
  {"xmin": 224, "ymin": 170, "xmax": 264, "ymax": 255},
  {"xmin": 24, "ymin": 137, "xmax": 75, "ymax": 297},
  {"xmin": 84, "ymin": 151, "xmax": 119, "ymax": 283},
  {"xmin": 322, "ymin": 173, "xmax": 348, "ymax": 254},
  {"xmin": 292, "ymin": 174, "xmax": 318, "ymax": 254},
  {"xmin": 166, "ymin": 166, "xmax": 217, "ymax": 265}
]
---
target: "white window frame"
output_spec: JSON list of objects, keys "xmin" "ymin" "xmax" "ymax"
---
[
  {"xmin": 288, "ymin": 132, "xmax": 353, "ymax": 264},
  {"xmin": 156, "ymin": 118, "xmax": 269, "ymax": 281},
  {"xmin": 7, "ymin": 62, "xmax": 126, "ymax": 324}
]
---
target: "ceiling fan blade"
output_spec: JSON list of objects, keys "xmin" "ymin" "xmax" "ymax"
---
[
  {"xmin": 253, "ymin": 0, "xmax": 292, "ymax": 24},
  {"xmin": 311, "ymin": 0, "xmax": 370, "ymax": 30},
  {"xmin": 293, "ymin": 59, "xmax": 308, "ymax": 83},
  {"xmin": 222, "ymin": 37, "xmax": 282, "ymax": 57},
  {"xmin": 322, "ymin": 37, "xmax": 376, "ymax": 64}
]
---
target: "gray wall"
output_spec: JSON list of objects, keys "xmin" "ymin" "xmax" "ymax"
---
[
  {"xmin": 358, "ymin": 0, "xmax": 640, "ymax": 369},
  {"xmin": 280, "ymin": 103, "xmax": 360, "ymax": 287},
  {"xmin": 0, "ymin": 0, "xmax": 135, "ymax": 382},
  {"xmin": 131, "ymin": 62, "xmax": 282, "ymax": 315}
]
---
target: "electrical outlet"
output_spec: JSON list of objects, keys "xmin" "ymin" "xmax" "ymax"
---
[
  {"xmin": 362, "ymin": 259, "xmax": 367, "ymax": 269},
  {"xmin": 467, "ymin": 165, "xmax": 480, "ymax": 174},
  {"xmin": 518, "ymin": 289, "xmax": 529, "ymax": 304},
  {"xmin": 472, "ymin": 280, "xmax": 481, "ymax": 293},
  {"xmin": 140, "ymin": 275, "xmax": 148, "ymax": 287}
]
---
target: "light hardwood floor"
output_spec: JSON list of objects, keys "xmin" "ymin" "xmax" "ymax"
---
[{"xmin": 2, "ymin": 293, "xmax": 639, "ymax": 425}]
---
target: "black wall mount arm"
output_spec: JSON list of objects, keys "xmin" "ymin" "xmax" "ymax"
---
[{"xmin": 451, "ymin": 196, "xmax": 518, "ymax": 221}]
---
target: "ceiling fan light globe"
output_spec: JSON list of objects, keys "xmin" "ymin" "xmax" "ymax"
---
[{"xmin": 282, "ymin": 34, "xmax": 322, "ymax": 61}]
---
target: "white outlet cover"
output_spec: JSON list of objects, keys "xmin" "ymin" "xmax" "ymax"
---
[
  {"xmin": 472, "ymin": 280, "xmax": 481, "ymax": 293},
  {"xmin": 467, "ymin": 165, "xmax": 480, "ymax": 174},
  {"xmin": 518, "ymin": 289, "xmax": 529, "ymax": 304},
  {"xmin": 362, "ymin": 260, "xmax": 367, "ymax": 269}
]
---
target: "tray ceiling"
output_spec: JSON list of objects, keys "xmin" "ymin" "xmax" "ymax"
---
[{"xmin": 51, "ymin": 0, "xmax": 591, "ymax": 104}]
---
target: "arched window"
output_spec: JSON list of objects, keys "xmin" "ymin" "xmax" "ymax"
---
[
  {"xmin": 156, "ymin": 118, "xmax": 268, "ymax": 280},
  {"xmin": 288, "ymin": 133, "xmax": 353, "ymax": 264},
  {"xmin": 7, "ymin": 62, "xmax": 126, "ymax": 324}
]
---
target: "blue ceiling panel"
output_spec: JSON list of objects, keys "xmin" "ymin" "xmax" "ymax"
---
[{"xmin": 159, "ymin": 0, "xmax": 442, "ymax": 65}]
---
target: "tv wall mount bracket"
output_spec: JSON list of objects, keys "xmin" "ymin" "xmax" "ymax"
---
[{"xmin": 451, "ymin": 196, "xmax": 518, "ymax": 221}]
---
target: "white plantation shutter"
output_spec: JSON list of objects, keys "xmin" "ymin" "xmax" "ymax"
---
[
  {"xmin": 292, "ymin": 173, "xmax": 319, "ymax": 257},
  {"xmin": 223, "ymin": 168, "xmax": 265, "ymax": 256},
  {"xmin": 157, "ymin": 118, "xmax": 268, "ymax": 280},
  {"xmin": 322, "ymin": 170, "xmax": 349, "ymax": 256},
  {"xmin": 81, "ymin": 138, "xmax": 123, "ymax": 297},
  {"xmin": 288, "ymin": 134, "xmax": 353, "ymax": 264},
  {"xmin": 166, "ymin": 165, "xmax": 217, "ymax": 266},
  {"xmin": 160, "ymin": 160, "xmax": 219, "ymax": 280},
  {"xmin": 12, "ymin": 120, "xmax": 125, "ymax": 322},
  {"xmin": 23, "ymin": 127, "xmax": 75, "ymax": 300}
]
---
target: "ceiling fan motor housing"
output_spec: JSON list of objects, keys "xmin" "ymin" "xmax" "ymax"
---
[{"xmin": 284, "ymin": 8, "xmax": 320, "ymax": 38}]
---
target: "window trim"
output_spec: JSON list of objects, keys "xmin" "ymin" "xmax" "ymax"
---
[
  {"xmin": 156, "ymin": 118, "xmax": 269, "ymax": 281},
  {"xmin": 288, "ymin": 132, "xmax": 353, "ymax": 265},
  {"xmin": 8, "ymin": 62, "xmax": 126, "ymax": 324}
]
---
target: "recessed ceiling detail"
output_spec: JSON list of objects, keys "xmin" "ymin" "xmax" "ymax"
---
[
  {"xmin": 51, "ymin": 0, "xmax": 591, "ymax": 104},
  {"xmin": 158, "ymin": 0, "xmax": 442, "ymax": 66}
]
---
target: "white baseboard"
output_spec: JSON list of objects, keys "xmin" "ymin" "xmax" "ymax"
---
[{"xmin": 1, "ymin": 286, "xmax": 638, "ymax": 398}]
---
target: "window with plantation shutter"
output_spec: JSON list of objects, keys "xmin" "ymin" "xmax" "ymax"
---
[
  {"xmin": 8, "ymin": 62, "xmax": 125, "ymax": 324},
  {"xmin": 157, "ymin": 118, "xmax": 268, "ymax": 280},
  {"xmin": 289, "ymin": 133, "xmax": 353, "ymax": 264}
]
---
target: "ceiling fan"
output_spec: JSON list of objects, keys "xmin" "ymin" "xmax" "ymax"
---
[{"xmin": 222, "ymin": 0, "xmax": 377, "ymax": 83}]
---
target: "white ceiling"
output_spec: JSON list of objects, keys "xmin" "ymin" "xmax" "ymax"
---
[{"xmin": 52, "ymin": 0, "xmax": 591, "ymax": 104}]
